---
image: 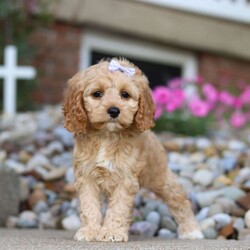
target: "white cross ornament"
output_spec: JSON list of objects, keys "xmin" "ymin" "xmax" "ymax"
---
[{"xmin": 0, "ymin": 45, "xmax": 36, "ymax": 115}]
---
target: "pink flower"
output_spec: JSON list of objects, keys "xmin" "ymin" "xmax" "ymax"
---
[
  {"xmin": 166, "ymin": 100, "xmax": 179, "ymax": 112},
  {"xmin": 185, "ymin": 75, "xmax": 203, "ymax": 84},
  {"xmin": 173, "ymin": 89, "xmax": 185, "ymax": 102},
  {"xmin": 165, "ymin": 89, "xmax": 185, "ymax": 112},
  {"xmin": 219, "ymin": 91, "xmax": 235, "ymax": 106},
  {"xmin": 240, "ymin": 87, "xmax": 250, "ymax": 104},
  {"xmin": 154, "ymin": 106, "xmax": 163, "ymax": 120},
  {"xmin": 168, "ymin": 78, "xmax": 182, "ymax": 89},
  {"xmin": 153, "ymin": 87, "xmax": 170, "ymax": 105},
  {"xmin": 194, "ymin": 75, "xmax": 203, "ymax": 84},
  {"xmin": 202, "ymin": 83, "xmax": 218, "ymax": 103},
  {"xmin": 233, "ymin": 97, "xmax": 242, "ymax": 109},
  {"xmin": 230, "ymin": 112, "xmax": 246, "ymax": 128},
  {"xmin": 189, "ymin": 98, "xmax": 210, "ymax": 117}
]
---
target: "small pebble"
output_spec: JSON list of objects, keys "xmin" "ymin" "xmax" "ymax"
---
[
  {"xmin": 208, "ymin": 204, "xmax": 223, "ymax": 217},
  {"xmin": 146, "ymin": 211, "xmax": 161, "ymax": 227},
  {"xmin": 5, "ymin": 159, "xmax": 26, "ymax": 174},
  {"xmin": 228, "ymin": 140, "xmax": 246, "ymax": 151},
  {"xmin": 156, "ymin": 203, "xmax": 170, "ymax": 218},
  {"xmin": 219, "ymin": 224, "xmax": 234, "ymax": 238},
  {"xmin": 193, "ymin": 169, "xmax": 214, "ymax": 187},
  {"xmin": 161, "ymin": 216, "xmax": 177, "ymax": 232},
  {"xmin": 202, "ymin": 227, "xmax": 218, "ymax": 239},
  {"xmin": 65, "ymin": 167, "xmax": 75, "ymax": 184},
  {"xmin": 233, "ymin": 217, "xmax": 245, "ymax": 232},
  {"xmin": 238, "ymin": 228, "xmax": 250, "ymax": 240},
  {"xmin": 32, "ymin": 200, "xmax": 49, "ymax": 214},
  {"xmin": 141, "ymin": 200, "xmax": 158, "ymax": 217},
  {"xmin": 220, "ymin": 157, "xmax": 237, "ymax": 172},
  {"xmin": 196, "ymin": 207, "xmax": 209, "ymax": 222},
  {"xmin": 196, "ymin": 138, "xmax": 212, "ymax": 149},
  {"xmin": 245, "ymin": 210, "xmax": 250, "ymax": 228},
  {"xmin": 46, "ymin": 141, "xmax": 64, "ymax": 156},
  {"xmin": 200, "ymin": 217, "xmax": 216, "ymax": 231},
  {"xmin": 17, "ymin": 211, "xmax": 38, "ymax": 228},
  {"xmin": 158, "ymin": 228, "xmax": 177, "ymax": 239},
  {"xmin": 196, "ymin": 190, "xmax": 223, "ymax": 208},
  {"xmin": 130, "ymin": 221, "xmax": 158, "ymax": 237},
  {"xmin": 213, "ymin": 213, "xmax": 232, "ymax": 230},
  {"xmin": 221, "ymin": 186, "xmax": 246, "ymax": 201},
  {"xmin": 61, "ymin": 214, "xmax": 81, "ymax": 231},
  {"xmin": 39, "ymin": 211, "xmax": 56, "ymax": 229}
]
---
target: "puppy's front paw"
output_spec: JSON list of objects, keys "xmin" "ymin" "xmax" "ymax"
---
[
  {"xmin": 74, "ymin": 226, "xmax": 101, "ymax": 242},
  {"xmin": 96, "ymin": 228, "xmax": 129, "ymax": 242},
  {"xmin": 179, "ymin": 229, "xmax": 204, "ymax": 239}
]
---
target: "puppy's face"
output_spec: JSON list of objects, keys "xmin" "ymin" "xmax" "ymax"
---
[
  {"xmin": 63, "ymin": 59, "xmax": 155, "ymax": 135},
  {"xmin": 83, "ymin": 73, "xmax": 140, "ymax": 132}
]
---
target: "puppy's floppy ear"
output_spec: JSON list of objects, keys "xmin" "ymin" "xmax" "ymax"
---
[
  {"xmin": 134, "ymin": 76, "xmax": 155, "ymax": 132},
  {"xmin": 62, "ymin": 73, "xmax": 87, "ymax": 136}
]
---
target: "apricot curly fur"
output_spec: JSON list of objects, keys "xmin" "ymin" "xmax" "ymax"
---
[
  {"xmin": 62, "ymin": 58, "xmax": 203, "ymax": 242},
  {"xmin": 63, "ymin": 78, "xmax": 87, "ymax": 136}
]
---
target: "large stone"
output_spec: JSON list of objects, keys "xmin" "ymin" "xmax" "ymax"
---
[
  {"xmin": 130, "ymin": 221, "xmax": 158, "ymax": 237},
  {"xmin": 193, "ymin": 169, "xmax": 214, "ymax": 187},
  {"xmin": 238, "ymin": 228, "xmax": 250, "ymax": 240},
  {"xmin": 219, "ymin": 224, "xmax": 234, "ymax": 238},
  {"xmin": 145, "ymin": 211, "xmax": 161, "ymax": 228},
  {"xmin": 237, "ymin": 193, "xmax": 250, "ymax": 210},
  {"xmin": 196, "ymin": 190, "xmax": 223, "ymax": 208},
  {"xmin": 0, "ymin": 168, "xmax": 20, "ymax": 226},
  {"xmin": 61, "ymin": 214, "xmax": 81, "ymax": 231},
  {"xmin": 245, "ymin": 209, "xmax": 250, "ymax": 228}
]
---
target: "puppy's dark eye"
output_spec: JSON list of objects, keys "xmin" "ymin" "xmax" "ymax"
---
[
  {"xmin": 92, "ymin": 91, "xmax": 103, "ymax": 98},
  {"xmin": 121, "ymin": 91, "xmax": 130, "ymax": 99}
]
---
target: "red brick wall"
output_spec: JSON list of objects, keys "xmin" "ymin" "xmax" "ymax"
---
[
  {"xmin": 29, "ymin": 22, "xmax": 82, "ymax": 106},
  {"xmin": 199, "ymin": 53, "xmax": 250, "ymax": 89}
]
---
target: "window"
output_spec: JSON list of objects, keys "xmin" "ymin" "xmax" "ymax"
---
[{"xmin": 80, "ymin": 31, "xmax": 198, "ymax": 88}]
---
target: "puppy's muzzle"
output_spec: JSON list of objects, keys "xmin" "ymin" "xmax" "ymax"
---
[{"xmin": 107, "ymin": 107, "xmax": 120, "ymax": 118}]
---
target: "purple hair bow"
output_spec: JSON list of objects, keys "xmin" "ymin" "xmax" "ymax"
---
[{"xmin": 108, "ymin": 60, "xmax": 135, "ymax": 76}]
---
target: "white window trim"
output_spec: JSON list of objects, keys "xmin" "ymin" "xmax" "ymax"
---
[{"xmin": 80, "ymin": 31, "xmax": 198, "ymax": 79}]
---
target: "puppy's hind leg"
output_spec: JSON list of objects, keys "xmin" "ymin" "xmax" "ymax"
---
[{"xmin": 151, "ymin": 170, "xmax": 203, "ymax": 239}]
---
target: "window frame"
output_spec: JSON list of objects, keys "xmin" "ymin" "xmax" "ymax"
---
[{"xmin": 80, "ymin": 30, "xmax": 198, "ymax": 79}]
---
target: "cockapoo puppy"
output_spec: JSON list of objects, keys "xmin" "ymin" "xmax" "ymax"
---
[{"xmin": 63, "ymin": 58, "xmax": 203, "ymax": 242}]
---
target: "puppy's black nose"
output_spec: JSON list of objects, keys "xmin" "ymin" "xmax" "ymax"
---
[{"xmin": 107, "ymin": 107, "xmax": 120, "ymax": 118}]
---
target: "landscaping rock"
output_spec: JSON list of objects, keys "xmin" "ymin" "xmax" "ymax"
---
[
  {"xmin": 157, "ymin": 228, "xmax": 177, "ymax": 239},
  {"xmin": 202, "ymin": 227, "xmax": 218, "ymax": 239},
  {"xmin": 237, "ymin": 193, "xmax": 250, "ymax": 210},
  {"xmin": 221, "ymin": 186, "xmax": 246, "ymax": 201},
  {"xmin": 1, "ymin": 106, "xmax": 250, "ymax": 240},
  {"xmin": 244, "ymin": 210, "xmax": 250, "ymax": 228},
  {"xmin": 130, "ymin": 221, "xmax": 158, "ymax": 237},
  {"xmin": 196, "ymin": 190, "xmax": 223, "ymax": 208},
  {"xmin": 161, "ymin": 216, "xmax": 177, "ymax": 232},
  {"xmin": 213, "ymin": 213, "xmax": 232, "ymax": 230},
  {"xmin": 193, "ymin": 169, "xmax": 214, "ymax": 187},
  {"xmin": 219, "ymin": 224, "xmax": 234, "ymax": 238},
  {"xmin": 238, "ymin": 228, "xmax": 250, "ymax": 240},
  {"xmin": 145, "ymin": 211, "xmax": 161, "ymax": 227},
  {"xmin": 61, "ymin": 214, "xmax": 81, "ymax": 230},
  {"xmin": 17, "ymin": 211, "xmax": 38, "ymax": 228},
  {"xmin": 233, "ymin": 217, "xmax": 245, "ymax": 232}
]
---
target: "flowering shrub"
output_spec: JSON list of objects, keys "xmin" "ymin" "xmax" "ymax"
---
[{"xmin": 152, "ymin": 77, "xmax": 250, "ymax": 135}]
